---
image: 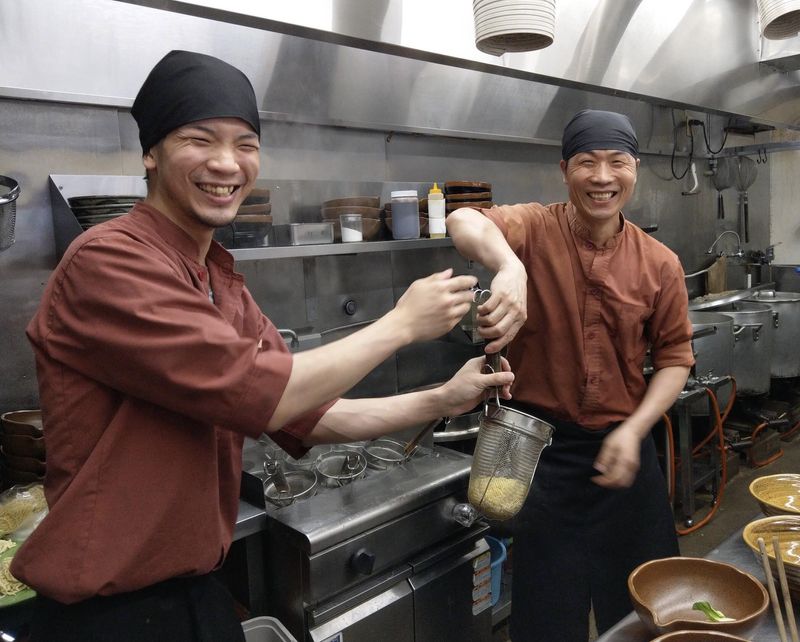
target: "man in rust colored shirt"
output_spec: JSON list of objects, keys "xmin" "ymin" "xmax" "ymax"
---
[
  {"xmin": 13, "ymin": 51, "xmax": 513, "ymax": 642},
  {"xmin": 447, "ymin": 109, "xmax": 694, "ymax": 641}
]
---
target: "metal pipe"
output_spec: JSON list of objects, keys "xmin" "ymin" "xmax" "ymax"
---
[{"xmin": 706, "ymin": 230, "xmax": 744, "ymax": 257}]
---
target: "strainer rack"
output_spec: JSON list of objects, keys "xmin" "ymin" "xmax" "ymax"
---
[{"xmin": 0, "ymin": 176, "xmax": 21, "ymax": 251}]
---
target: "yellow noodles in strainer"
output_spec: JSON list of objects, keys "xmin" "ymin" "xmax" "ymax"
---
[
  {"xmin": 468, "ymin": 475, "xmax": 529, "ymax": 520},
  {"xmin": 0, "ymin": 485, "xmax": 46, "ymax": 536},
  {"xmin": 0, "ymin": 556, "xmax": 26, "ymax": 596}
]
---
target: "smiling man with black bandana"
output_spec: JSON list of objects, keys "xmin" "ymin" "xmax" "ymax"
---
[
  {"xmin": 13, "ymin": 50, "xmax": 514, "ymax": 641},
  {"xmin": 446, "ymin": 109, "xmax": 694, "ymax": 641}
]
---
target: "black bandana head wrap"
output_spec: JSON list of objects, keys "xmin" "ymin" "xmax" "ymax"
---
[
  {"xmin": 132, "ymin": 50, "xmax": 261, "ymax": 153},
  {"xmin": 561, "ymin": 109, "xmax": 638, "ymax": 162}
]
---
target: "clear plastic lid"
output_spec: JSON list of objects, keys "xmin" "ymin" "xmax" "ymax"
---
[{"xmin": 391, "ymin": 190, "xmax": 418, "ymax": 199}]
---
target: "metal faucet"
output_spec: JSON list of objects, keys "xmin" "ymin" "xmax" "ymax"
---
[{"xmin": 706, "ymin": 231, "xmax": 743, "ymax": 258}]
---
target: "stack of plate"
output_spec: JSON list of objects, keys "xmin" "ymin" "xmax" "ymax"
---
[
  {"xmin": 742, "ymin": 515, "xmax": 800, "ymax": 600},
  {"xmin": 68, "ymin": 195, "xmax": 141, "ymax": 230},
  {"xmin": 757, "ymin": 0, "xmax": 800, "ymax": 39},
  {"xmin": 749, "ymin": 473, "xmax": 800, "ymax": 516},
  {"xmin": 444, "ymin": 181, "xmax": 494, "ymax": 213},
  {"xmin": 473, "ymin": 0, "xmax": 556, "ymax": 56},
  {"xmin": 0, "ymin": 411, "xmax": 45, "ymax": 487}
]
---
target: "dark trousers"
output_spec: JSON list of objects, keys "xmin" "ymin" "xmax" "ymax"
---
[
  {"xmin": 29, "ymin": 573, "xmax": 245, "ymax": 642},
  {"xmin": 508, "ymin": 409, "xmax": 678, "ymax": 642}
]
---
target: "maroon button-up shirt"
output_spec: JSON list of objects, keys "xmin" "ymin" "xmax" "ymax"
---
[
  {"xmin": 483, "ymin": 202, "xmax": 694, "ymax": 428},
  {"xmin": 12, "ymin": 203, "xmax": 331, "ymax": 603}
]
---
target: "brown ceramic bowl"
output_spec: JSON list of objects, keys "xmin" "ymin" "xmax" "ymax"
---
[
  {"xmin": 1, "ymin": 410, "xmax": 43, "ymax": 437},
  {"xmin": 4, "ymin": 468, "xmax": 45, "ymax": 485},
  {"xmin": 742, "ymin": 515, "xmax": 800, "ymax": 600},
  {"xmin": 237, "ymin": 203, "xmax": 272, "ymax": 216},
  {"xmin": 321, "ymin": 206, "xmax": 381, "ymax": 220},
  {"xmin": 651, "ymin": 631, "xmax": 750, "ymax": 642},
  {"xmin": 749, "ymin": 473, "xmax": 800, "ymax": 516},
  {"xmin": 628, "ymin": 557, "xmax": 768, "ymax": 637},
  {"xmin": 1, "ymin": 447, "xmax": 45, "ymax": 474},
  {"xmin": 322, "ymin": 196, "xmax": 380, "ymax": 209},
  {"xmin": 242, "ymin": 187, "xmax": 270, "ymax": 205},
  {"xmin": 0, "ymin": 432, "xmax": 45, "ymax": 459}
]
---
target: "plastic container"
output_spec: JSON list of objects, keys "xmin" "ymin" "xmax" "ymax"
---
[
  {"xmin": 339, "ymin": 213, "xmax": 363, "ymax": 242},
  {"xmin": 390, "ymin": 190, "xmax": 420, "ymax": 239},
  {"xmin": 485, "ymin": 536, "xmax": 507, "ymax": 607},
  {"xmin": 241, "ymin": 616, "xmax": 298, "ymax": 642},
  {"xmin": 427, "ymin": 182, "xmax": 446, "ymax": 239}
]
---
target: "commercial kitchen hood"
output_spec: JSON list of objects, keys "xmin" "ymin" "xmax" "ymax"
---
[{"xmin": 109, "ymin": 0, "xmax": 800, "ymax": 133}]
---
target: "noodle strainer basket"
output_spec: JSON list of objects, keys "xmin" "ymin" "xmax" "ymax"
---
[
  {"xmin": 468, "ymin": 356, "xmax": 554, "ymax": 520},
  {"xmin": 0, "ymin": 176, "xmax": 21, "ymax": 251}
]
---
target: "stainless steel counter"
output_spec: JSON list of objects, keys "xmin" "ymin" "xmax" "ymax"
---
[
  {"xmin": 597, "ymin": 518, "xmax": 780, "ymax": 641},
  {"xmin": 234, "ymin": 499, "xmax": 266, "ymax": 541}
]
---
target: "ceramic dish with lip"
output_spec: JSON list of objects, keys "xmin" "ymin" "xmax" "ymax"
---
[
  {"xmin": 749, "ymin": 473, "xmax": 800, "ymax": 516},
  {"xmin": 1, "ymin": 410, "xmax": 43, "ymax": 437},
  {"xmin": 650, "ymin": 631, "xmax": 750, "ymax": 641},
  {"xmin": 628, "ymin": 557, "xmax": 768, "ymax": 636}
]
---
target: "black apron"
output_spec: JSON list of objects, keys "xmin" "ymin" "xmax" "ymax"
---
[
  {"xmin": 29, "ymin": 573, "xmax": 245, "ymax": 642},
  {"xmin": 508, "ymin": 406, "xmax": 678, "ymax": 642}
]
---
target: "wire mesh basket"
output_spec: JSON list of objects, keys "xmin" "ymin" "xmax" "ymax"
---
[
  {"xmin": 0, "ymin": 176, "xmax": 20, "ymax": 251},
  {"xmin": 468, "ymin": 401, "xmax": 554, "ymax": 520}
]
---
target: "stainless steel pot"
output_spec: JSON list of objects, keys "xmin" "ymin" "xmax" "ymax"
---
[
  {"xmin": 744, "ymin": 290, "xmax": 800, "ymax": 378},
  {"xmin": 689, "ymin": 311, "xmax": 734, "ymax": 414},
  {"xmin": 708, "ymin": 301, "xmax": 773, "ymax": 396}
]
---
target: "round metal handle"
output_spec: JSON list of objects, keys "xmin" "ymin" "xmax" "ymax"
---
[
  {"xmin": 451, "ymin": 503, "xmax": 479, "ymax": 527},
  {"xmin": 351, "ymin": 548, "xmax": 376, "ymax": 575}
]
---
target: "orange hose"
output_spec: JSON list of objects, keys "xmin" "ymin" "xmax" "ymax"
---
[
  {"xmin": 676, "ymin": 387, "xmax": 728, "ymax": 536},
  {"xmin": 662, "ymin": 413, "xmax": 676, "ymax": 502},
  {"xmin": 691, "ymin": 377, "xmax": 736, "ymax": 456},
  {"xmin": 749, "ymin": 421, "xmax": 784, "ymax": 467},
  {"xmin": 780, "ymin": 419, "xmax": 800, "ymax": 442}
]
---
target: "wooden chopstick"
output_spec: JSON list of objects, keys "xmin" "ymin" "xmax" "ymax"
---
[
  {"xmin": 773, "ymin": 536, "xmax": 800, "ymax": 642},
  {"xmin": 759, "ymin": 536, "xmax": 789, "ymax": 642}
]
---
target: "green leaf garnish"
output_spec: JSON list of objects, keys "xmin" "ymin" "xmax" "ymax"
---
[{"xmin": 692, "ymin": 601, "xmax": 735, "ymax": 622}]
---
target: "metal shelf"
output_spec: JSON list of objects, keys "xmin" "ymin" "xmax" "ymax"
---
[{"xmin": 230, "ymin": 237, "xmax": 453, "ymax": 260}]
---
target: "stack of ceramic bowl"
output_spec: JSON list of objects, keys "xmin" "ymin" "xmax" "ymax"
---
[
  {"xmin": 322, "ymin": 196, "xmax": 382, "ymax": 241},
  {"xmin": 742, "ymin": 515, "xmax": 800, "ymax": 600},
  {"xmin": 757, "ymin": 0, "xmax": 800, "ymax": 39},
  {"xmin": 473, "ymin": 0, "xmax": 556, "ymax": 56},
  {"xmin": 444, "ymin": 181, "xmax": 494, "ymax": 214},
  {"xmin": 0, "ymin": 411, "xmax": 46, "ymax": 486}
]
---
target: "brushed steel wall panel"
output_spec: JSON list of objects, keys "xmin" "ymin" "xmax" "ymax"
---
[{"xmin": 0, "ymin": 0, "xmax": 784, "ymax": 148}]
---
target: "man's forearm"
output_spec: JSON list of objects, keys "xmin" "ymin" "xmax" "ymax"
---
[
  {"xmin": 446, "ymin": 208, "xmax": 520, "ymax": 272},
  {"xmin": 622, "ymin": 365, "xmax": 690, "ymax": 439},
  {"xmin": 304, "ymin": 392, "xmax": 445, "ymax": 444},
  {"xmin": 266, "ymin": 311, "xmax": 409, "ymax": 430}
]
